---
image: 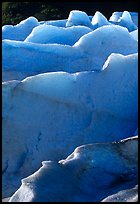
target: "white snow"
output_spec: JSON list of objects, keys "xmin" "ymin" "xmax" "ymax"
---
[
  {"xmin": 24, "ymin": 25, "xmax": 92, "ymax": 45},
  {"xmin": 2, "ymin": 17, "xmax": 39, "ymax": 41},
  {"xmin": 8, "ymin": 136, "xmax": 138, "ymax": 202}
]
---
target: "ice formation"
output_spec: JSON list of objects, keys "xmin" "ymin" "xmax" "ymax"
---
[
  {"xmin": 24, "ymin": 25, "xmax": 92, "ymax": 45},
  {"xmin": 109, "ymin": 11, "xmax": 138, "ymax": 26},
  {"xmin": 2, "ymin": 17, "xmax": 39, "ymax": 41},
  {"xmin": 2, "ymin": 25, "xmax": 137, "ymax": 81},
  {"xmin": 109, "ymin": 11, "xmax": 137, "ymax": 31},
  {"xmin": 101, "ymin": 185, "xmax": 138, "ymax": 202},
  {"xmin": 66, "ymin": 10, "xmax": 92, "ymax": 28},
  {"xmin": 91, "ymin": 11, "xmax": 110, "ymax": 29},
  {"xmin": 2, "ymin": 10, "xmax": 138, "ymax": 202},
  {"xmin": 2, "ymin": 53, "xmax": 138, "ymax": 197},
  {"xmin": 118, "ymin": 11, "xmax": 137, "ymax": 31},
  {"xmin": 130, "ymin": 29, "xmax": 138, "ymax": 41},
  {"xmin": 42, "ymin": 19, "xmax": 67, "ymax": 27},
  {"xmin": 9, "ymin": 136, "xmax": 138, "ymax": 202}
]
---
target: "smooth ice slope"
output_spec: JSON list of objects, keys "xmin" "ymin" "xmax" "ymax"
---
[
  {"xmin": 9, "ymin": 136, "xmax": 138, "ymax": 202},
  {"xmin": 2, "ymin": 17, "xmax": 39, "ymax": 41},
  {"xmin": 24, "ymin": 25, "xmax": 92, "ymax": 45},
  {"xmin": 91, "ymin": 11, "xmax": 110, "ymax": 29},
  {"xmin": 129, "ymin": 12, "xmax": 138, "ymax": 27},
  {"xmin": 2, "ymin": 25, "xmax": 138, "ymax": 81},
  {"xmin": 2, "ymin": 53, "xmax": 138, "ymax": 197},
  {"xmin": 130, "ymin": 29, "xmax": 138, "ymax": 41},
  {"xmin": 74, "ymin": 25, "xmax": 137, "ymax": 69},
  {"xmin": 66, "ymin": 10, "xmax": 92, "ymax": 28}
]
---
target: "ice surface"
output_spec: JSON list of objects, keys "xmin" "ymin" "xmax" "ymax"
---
[
  {"xmin": 109, "ymin": 12, "xmax": 138, "ymax": 27},
  {"xmin": 39, "ymin": 15, "xmax": 93, "ymax": 28},
  {"xmin": 66, "ymin": 10, "xmax": 92, "ymax": 28},
  {"xmin": 109, "ymin": 11, "xmax": 137, "ymax": 31},
  {"xmin": 109, "ymin": 12, "xmax": 123, "ymax": 22},
  {"xmin": 2, "ymin": 17, "xmax": 39, "ymax": 41},
  {"xmin": 2, "ymin": 53, "xmax": 138, "ymax": 197},
  {"xmin": 9, "ymin": 136, "xmax": 138, "ymax": 202},
  {"xmin": 130, "ymin": 29, "xmax": 138, "ymax": 41},
  {"xmin": 134, "ymin": 128, "xmax": 138, "ymax": 136},
  {"xmin": 2, "ymin": 10, "xmax": 138, "ymax": 201},
  {"xmin": 119, "ymin": 11, "xmax": 137, "ymax": 32},
  {"xmin": 101, "ymin": 185, "xmax": 138, "ymax": 202},
  {"xmin": 74, "ymin": 25, "xmax": 138, "ymax": 69},
  {"xmin": 43, "ymin": 19, "xmax": 67, "ymax": 27},
  {"xmin": 91, "ymin": 11, "xmax": 110, "ymax": 29},
  {"xmin": 2, "ymin": 25, "xmax": 138, "ymax": 81},
  {"xmin": 129, "ymin": 12, "xmax": 138, "ymax": 27},
  {"xmin": 2, "ymin": 39, "xmax": 84, "ymax": 81},
  {"xmin": 24, "ymin": 25, "xmax": 92, "ymax": 45},
  {"xmin": 2, "ymin": 197, "xmax": 10, "ymax": 202}
]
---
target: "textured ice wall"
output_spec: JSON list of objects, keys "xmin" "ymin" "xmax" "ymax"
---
[
  {"xmin": 2, "ymin": 10, "xmax": 138, "ymax": 201},
  {"xmin": 9, "ymin": 136, "xmax": 138, "ymax": 202},
  {"xmin": 101, "ymin": 185, "xmax": 138, "ymax": 202},
  {"xmin": 2, "ymin": 25, "xmax": 138, "ymax": 81},
  {"xmin": 2, "ymin": 53, "xmax": 138, "ymax": 197}
]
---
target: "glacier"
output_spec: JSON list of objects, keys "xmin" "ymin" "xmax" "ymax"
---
[
  {"xmin": 24, "ymin": 24, "xmax": 92, "ymax": 45},
  {"xmin": 9, "ymin": 136, "xmax": 138, "ymax": 202},
  {"xmin": 2, "ymin": 53, "xmax": 138, "ymax": 198},
  {"xmin": 130, "ymin": 29, "xmax": 138, "ymax": 41},
  {"xmin": 66, "ymin": 10, "xmax": 92, "ymax": 28},
  {"xmin": 2, "ymin": 25, "xmax": 137, "ymax": 81},
  {"xmin": 101, "ymin": 185, "xmax": 138, "ymax": 202},
  {"xmin": 2, "ymin": 9, "xmax": 138, "ymax": 202},
  {"xmin": 91, "ymin": 11, "xmax": 110, "ymax": 29},
  {"xmin": 109, "ymin": 11, "xmax": 138, "ymax": 26},
  {"xmin": 2, "ymin": 17, "xmax": 39, "ymax": 41},
  {"xmin": 109, "ymin": 11, "xmax": 138, "ymax": 30}
]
